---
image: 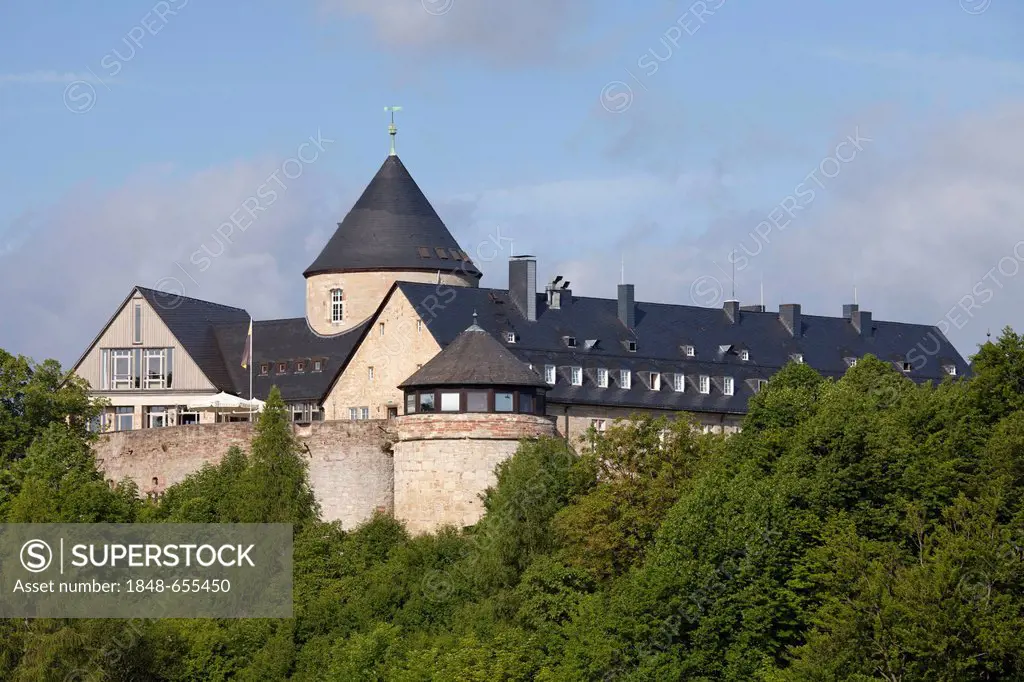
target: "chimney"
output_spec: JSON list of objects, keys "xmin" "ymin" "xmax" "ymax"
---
[
  {"xmin": 509, "ymin": 256, "xmax": 536, "ymax": 321},
  {"xmin": 546, "ymin": 276, "xmax": 572, "ymax": 310},
  {"xmin": 618, "ymin": 284, "xmax": 635, "ymax": 329},
  {"xmin": 843, "ymin": 303, "xmax": 859, "ymax": 319},
  {"xmin": 779, "ymin": 303, "xmax": 801, "ymax": 337},
  {"xmin": 723, "ymin": 299, "xmax": 740, "ymax": 323},
  {"xmin": 852, "ymin": 309, "xmax": 872, "ymax": 337}
]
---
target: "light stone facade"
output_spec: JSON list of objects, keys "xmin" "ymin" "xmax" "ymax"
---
[
  {"xmin": 322, "ymin": 288, "xmax": 444, "ymax": 421},
  {"xmin": 305, "ymin": 269, "xmax": 477, "ymax": 335},
  {"xmin": 392, "ymin": 413, "xmax": 557, "ymax": 534}
]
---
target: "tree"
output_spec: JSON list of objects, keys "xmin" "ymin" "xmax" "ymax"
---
[{"xmin": 968, "ymin": 326, "xmax": 1024, "ymax": 422}]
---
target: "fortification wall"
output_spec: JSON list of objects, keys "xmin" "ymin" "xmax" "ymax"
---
[
  {"xmin": 93, "ymin": 421, "xmax": 394, "ymax": 530},
  {"xmin": 392, "ymin": 413, "xmax": 557, "ymax": 534}
]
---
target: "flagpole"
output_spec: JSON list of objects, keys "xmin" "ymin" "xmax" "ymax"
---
[{"xmin": 249, "ymin": 316, "xmax": 253, "ymax": 422}]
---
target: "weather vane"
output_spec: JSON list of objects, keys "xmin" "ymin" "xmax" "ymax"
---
[{"xmin": 384, "ymin": 106, "xmax": 402, "ymax": 156}]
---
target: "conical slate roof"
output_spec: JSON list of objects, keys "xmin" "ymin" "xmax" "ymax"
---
[
  {"xmin": 399, "ymin": 321, "xmax": 549, "ymax": 389},
  {"xmin": 304, "ymin": 155, "xmax": 482, "ymax": 278}
]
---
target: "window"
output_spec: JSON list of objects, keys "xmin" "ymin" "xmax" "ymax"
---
[
  {"xmin": 111, "ymin": 350, "xmax": 133, "ymax": 389},
  {"xmin": 440, "ymin": 392, "xmax": 460, "ymax": 412},
  {"xmin": 570, "ymin": 366, "xmax": 582, "ymax": 386},
  {"xmin": 699, "ymin": 375, "xmax": 710, "ymax": 394},
  {"xmin": 133, "ymin": 303, "xmax": 142, "ymax": 344},
  {"xmin": 331, "ymin": 289, "xmax": 344, "ymax": 323},
  {"xmin": 565, "ymin": 336, "xmax": 577, "ymax": 348},
  {"xmin": 597, "ymin": 368, "xmax": 609, "ymax": 388},
  {"xmin": 506, "ymin": 331, "xmax": 517, "ymax": 343},
  {"xmin": 278, "ymin": 362, "xmax": 287, "ymax": 374},
  {"xmin": 290, "ymin": 402, "xmax": 321, "ymax": 423},
  {"xmin": 846, "ymin": 357, "xmax": 858, "ymax": 368},
  {"xmin": 176, "ymin": 406, "xmax": 199, "ymax": 425},
  {"xmin": 260, "ymin": 363, "xmax": 269, "ymax": 376},
  {"xmin": 792, "ymin": 354, "xmax": 804, "ymax": 364},
  {"xmin": 467, "ymin": 391, "xmax": 488, "ymax": 412},
  {"xmin": 296, "ymin": 361, "xmax": 305, "ymax": 373},
  {"xmin": 902, "ymin": 361, "xmax": 912, "ymax": 372},
  {"xmin": 673, "ymin": 373, "xmax": 685, "ymax": 392},
  {"xmin": 591, "ymin": 419, "xmax": 607, "ymax": 433},
  {"xmin": 434, "ymin": 247, "xmax": 449, "ymax": 259},
  {"xmin": 519, "ymin": 393, "xmax": 534, "ymax": 414},
  {"xmin": 627, "ymin": 341, "xmax": 637, "ymax": 352},
  {"xmin": 650, "ymin": 372, "xmax": 661, "ymax": 390},
  {"xmin": 945, "ymin": 364, "xmax": 957, "ymax": 376},
  {"xmin": 146, "ymin": 406, "xmax": 167, "ymax": 428},
  {"xmin": 360, "ymin": 407, "xmax": 369, "ymax": 420},
  {"xmin": 406, "ymin": 394, "xmax": 416, "ymax": 414},
  {"xmin": 368, "ymin": 366, "xmax": 374, "ymax": 381},
  {"xmin": 620, "ymin": 369, "xmax": 631, "ymax": 389},
  {"xmin": 545, "ymin": 365, "xmax": 556, "ymax": 384},
  {"xmin": 740, "ymin": 349, "xmax": 750, "ymax": 361},
  {"xmin": 416, "ymin": 319, "xmax": 423, "ymax": 332},
  {"xmin": 683, "ymin": 345, "xmax": 695, "ymax": 357},
  {"xmin": 724, "ymin": 376, "xmax": 735, "ymax": 396},
  {"xmin": 417, "ymin": 246, "xmax": 431, "ymax": 258},
  {"xmin": 115, "ymin": 406, "xmax": 133, "ymax": 431},
  {"xmin": 379, "ymin": 322, "xmax": 385, "ymax": 336},
  {"xmin": 495, "ymin": 392, "xmax": 514, "ymax": 412},
  {"xmin": 143, "ymin": 349, "xmax": 168, "ymax": 389},
  {"xmin": 755, "ymin": 379, "xmax": 769, "ymax": 392},
  {"xmin": 419, "ymin": 393, "xmax": 435, "ymax": 412}
]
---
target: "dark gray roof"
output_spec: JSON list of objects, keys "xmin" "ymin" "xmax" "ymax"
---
[
  {"xmin": 399, "ymin": 320, "xmax": 549, "ymax": 390},
  {"xmin": 213, "ymin": 318, "xmax": 369, "ymax": 401},
  {"xmin": 136, "ymin": 287, "xmax": 251, "ymax": 392},
  {"xmin": 395, "ymin": 282, "xmax": 970, "ymax": 416},
  {"xmin": 303, "ymin": 155, "xmax": 482, "ymax": 279}
]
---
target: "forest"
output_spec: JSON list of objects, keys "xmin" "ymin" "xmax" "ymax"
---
[{"xmin": 1, "ymin": 329, "xmax": 1023, "ymax": 681}]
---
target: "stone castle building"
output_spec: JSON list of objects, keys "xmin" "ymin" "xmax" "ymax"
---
[{"xmin": 74, "ymin": 126, "xmax": 969, "ymax": 531}]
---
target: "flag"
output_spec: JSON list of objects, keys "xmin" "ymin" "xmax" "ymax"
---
[{"xmin": 241, "ymin": 319, "xmax": 252, "ymax": 369}]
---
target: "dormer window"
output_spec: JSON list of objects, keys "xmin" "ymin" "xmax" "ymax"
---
[
  {"xmin": 754, "ymin": 379, "xmax": 768, "ymax": 392},
  {"xmin": 845, "ymin": 357, "xmax": 858, "ymax": 368},
  {"xmin": 699, "ymin": 375, "xmax": 710, "ymax": 394},
  {"xmin": 723, "ymin": 376, "xmax": 735, "ymax": 396},
  {"xmin": 620, "ymin": 369, "xmax": 632, "ymax": 389},
  {"xmin": 597, "ymin": 367, "xmax": 609, "ymax": 388},
  {"xmin": 672, "ymin": 373, "xmax": 685, "ymax": 392},
  {"xmin": 277, "ymin": 362, "xmax": 287, "ymax": 374},
  {"xmin": 649, "ymin": 372, "xmax": 661, "ymax": 390},
  {"xmin": 682, "ymin": 345, "xmax": 695, "ymax": 357},
  {"xmin": 544, "ymin": 365, "xmax": 556, "ymax": 384},
  {"xmin": 565, "ymin": 336, "xmax": 577, "ymax": 348},
  {"xmin": 902, "ymin": 361, "xmax": 912, "ymax": 372},
  {"xmin": 259, "ymin": 363, "xmax": 269, "ymax": 376},
  {"xmin": 434, "ymin": 247, "xmax": 449, "ymax": 259},
  {"xmin": 626, "ymin": 341, "xmax": 637, "ymax": 353},
  {"xmin": 506, "ymin": 331, "xmax": 517, "ymax": 344},
  {"xmin": 313, "ymin": 360, "xmax": 323, "ymax": 372},
  {"xmin": 295, "ymin": 361, "xmax": 305, "ymax": 373},
  {"xmin": 330, "ymin": 288, "xmax": 344, "ymax": 323},
  {"xmin": 944, "ymin": 364, "xmax": 957, "ymax": 376},
  {"xmin": 417, "ymin": 246, "xmax": 431, "ymax": 258},
  {"xmin": 740, "ymin": 349, "xmax": 750, "ymax": 361},
  {"xmin": 449, "ymin": 248, "xmax": 462, "ymax": 260},
  {"xmin": 584, "ymin": 339, "xmax": 599, "ymax": 350},
  {"xmin": 792, "ymin": 354, "xmax": 804, "ymax": 364},
  {"xmin": 570, "ymin": 366, "xmax": 583, "ymax": 386}
]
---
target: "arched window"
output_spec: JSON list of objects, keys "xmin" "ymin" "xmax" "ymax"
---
[{"xmin": 330, "ymin": 288, "xmax": 344, "ymax": 323}]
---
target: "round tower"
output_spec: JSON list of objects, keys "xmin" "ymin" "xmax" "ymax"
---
[
  {"xmin": 392, "ymin": 318, "xmax": 556, "ymax": 533},
  {"xmin": 304, "ymin": 120, "xmax": 481, "ymax": 335}
]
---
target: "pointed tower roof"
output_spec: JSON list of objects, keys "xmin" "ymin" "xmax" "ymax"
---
[
  {"xmin": 398, "ymin": 318, "xmax": 548, "ymax": 389},
  {"xmin": 303, "ymin": 155, "xmax": 482, "ymax": 279}
]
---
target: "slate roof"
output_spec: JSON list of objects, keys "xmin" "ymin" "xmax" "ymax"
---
[
  {"xmin": 213, "ymin": 318, "xmax": 369, "ymax": 401},
  {"xmin": 303, "ymin": 155, "xmax": 482, "ymax": 279},
  {"xmin": 399, "ymin": 319, "xmax": 550, "ymax": 390},
  {"xmin": 395, "ymin": 282, "xmax": 970, "ymax": 416},
  {"xmin": 136, "ymin": 287, "xmax": 251, "ymax": 392}
]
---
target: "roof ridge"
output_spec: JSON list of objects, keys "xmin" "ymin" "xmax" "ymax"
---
[{"xmin": 135, "ymin": 285, "xmax": 248, "ymax": 313}]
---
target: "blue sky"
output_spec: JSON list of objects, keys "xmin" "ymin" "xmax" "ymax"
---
[{"xmin": 2, "ymin": 0, "xmax": 1023, "ymax": 364}]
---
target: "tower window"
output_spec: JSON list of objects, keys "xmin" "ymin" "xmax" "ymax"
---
[{"xmin": 330, "ymin": 289, "xmax": 344, "ymax": 323}]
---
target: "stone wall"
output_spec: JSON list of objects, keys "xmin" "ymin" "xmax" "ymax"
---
[
  {"xmin": 93, "ymin": 421, "xmax": 394, "ymax": 530},
  {"xmin": 392, "ymin": 413, "xmax": 557, "ymax": 534}
]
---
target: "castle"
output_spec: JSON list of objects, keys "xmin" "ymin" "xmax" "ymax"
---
[{"xmin": 73, "ymin": 123, "xmax": 969, "ymax": 532}]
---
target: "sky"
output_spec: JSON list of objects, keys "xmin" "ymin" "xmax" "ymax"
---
[{"xmin": 1, "ymin": 0, "xmax": 1023, "ymax": 366}]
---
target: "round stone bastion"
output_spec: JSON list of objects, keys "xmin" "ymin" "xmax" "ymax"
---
[{"xmin": 392, "ymin": 412, "xmax": 557, "ymax": 534}]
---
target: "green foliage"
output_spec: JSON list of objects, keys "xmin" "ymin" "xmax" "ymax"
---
[{"xmin": 4, "ymin": 333, "xmax": 1024, "ymax": 680}]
